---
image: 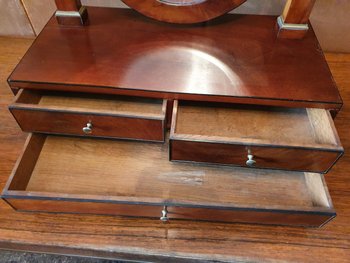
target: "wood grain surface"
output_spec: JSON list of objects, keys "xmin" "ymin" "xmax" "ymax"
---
[
  {"xmin": 170, "ymin": 139, "xmax": 342, "ymax": 173},
  {"xmin": 2, "ymin": 133, "xmax": 335, "ymax": 227},
  {"xmin": 8, "ymin": 8, "xmax": 342, "ymax": 110},
  {"xmin": 173, "ymin": 103, "xmax": 338, "ymax": 146},
  {"xmin": 0, "ymin": 38, "xmax": 349, "ymax": 262},
  {"xmin": 277, "ymin": 0, "xmax": 316, "ymax": 39},
  {"xmin": 54, "ymin": 0, "xmax": 82, "ymax": 11},
  {"xmin": 170, "ymin": 101, "xmax": 343, "ymax": 173},
  {"xmin": 4, "ymin": 135, "xmax": 328, "ymax": 209},
  {"xmin": 282, "ymin": 0, "xmax": 315, "ymax": 24},
  {"xmin": 10, "ymin": 90, "xmax": 167, "ymax": 141}
]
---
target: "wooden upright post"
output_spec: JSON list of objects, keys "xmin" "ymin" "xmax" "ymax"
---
[
  {"xmin": 277, "ymin": 0, "xmax": 316, "ymax": 39},
  {"xmin": 54, "ymin": 0, "xmax": 88, "ymax": 26}
]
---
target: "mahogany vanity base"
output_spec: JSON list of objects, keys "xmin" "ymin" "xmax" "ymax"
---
[
  {"xmin": 2, "ymin": 6, "xmax": 345, "ymax": 229},
  {"xmin": 8, "ymin": 7, "xmax": 342, "ymax": 110},
  {"xmin": 1, "ymin": 37, "xmax": 349, "ymax": 263}
]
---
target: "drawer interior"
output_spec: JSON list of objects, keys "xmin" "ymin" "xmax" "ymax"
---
[
  {"xmin": 4, "ymin": 134, "xmax": 333, "ymax": 212},
  {"xmin": 12, "ymin": 89, "xmax": 166, "ymax": 118},
  {"xmin": 172, "ymin": 101, "xmax": 342, "ymax": 149}
]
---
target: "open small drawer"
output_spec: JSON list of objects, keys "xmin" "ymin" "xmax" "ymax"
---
[
  {"xmin": 170, "ymin": 101, "xmax": 344, "ymax": 173},
  {"xmin": 2, "ymin": 134, "xmax": 336, "ymax": 227},
  {"xmin": 9, "ymin": 89, "xmax": 167, "ymax": 142}
]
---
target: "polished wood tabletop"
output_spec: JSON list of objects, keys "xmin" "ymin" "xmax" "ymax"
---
[
  {"xmin": 0, "ymin": 37, "xmax": 349, "ymax": 262},
  {"xmin": 8, "ymin": 8, "xmax": 342, "ymax": 110}
]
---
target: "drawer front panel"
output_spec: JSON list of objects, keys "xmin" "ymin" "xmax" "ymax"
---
[
  {"xmin": 11, "ymin": 109, "xmax": 165, "ymax": 142},
  {"xmin": 4, "ymin": 198, "xmax": 334, "ymax": 227},
  {"xmin": 6, "ymin": 198, "xmax": 162, "ymax": 218},
  {"xmin": 168, "ymin": 206, "xmax": 334, "ymax": 227},
  {"xmin": 170, "ymin": 140, "xmax": 342, "ymax": 173}
]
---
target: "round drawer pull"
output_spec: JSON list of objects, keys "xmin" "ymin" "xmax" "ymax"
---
[
  {"xmin": 246, "ymin": 154, "xmax": 256, "ymax": 167},
  {"xmin": 82, "ymin": 122, "xmax": 93, "ymax": 134},
  {"xmin": 160, "ymin": 206, "xmax": 169, "ymax": 222}
]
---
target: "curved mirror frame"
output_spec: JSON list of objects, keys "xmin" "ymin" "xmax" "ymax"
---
[
  {"xmin": 158, "ymin": 0, "xmax": 208, "ymax": 6},
  {"xmin": 121, "ymin": 0, "xmax": 247, "ymax": 24}
]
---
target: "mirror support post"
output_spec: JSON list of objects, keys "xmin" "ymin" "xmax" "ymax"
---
[
  {"xmin": 276, "ymin": 0, "xmax": 316, "ymax": 39},
  {"xmin": 54, "ymin": 0, "xmax": 88, "ymax": 26}
]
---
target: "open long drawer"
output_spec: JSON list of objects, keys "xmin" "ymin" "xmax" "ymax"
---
[{"xmin": 2, "ymin": 134, "xmax": 335, "ymax": 227}]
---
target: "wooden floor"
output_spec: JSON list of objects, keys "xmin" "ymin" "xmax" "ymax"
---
[{"xmin": 0, "ymin": 37, "xmax": 349, "ymax": 262}]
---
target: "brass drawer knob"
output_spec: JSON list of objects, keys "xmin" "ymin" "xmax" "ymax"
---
[
  {"xmin": 82, "ymin": 122, "xmax": 93, "ymax": 134},
  {"xmin": 246, "ymin": 154, "xmax": 256, "ymax": 167},
  {"xmin": 160, "ymin": 206, "xmax": 169, "ymax": 222}
]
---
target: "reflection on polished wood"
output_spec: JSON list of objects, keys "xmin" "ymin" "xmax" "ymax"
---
[
  {"xmin": 9, "ymin": 8, "xmax": 342, "ymax": 110},
  {"xmin": 0, "ymin": 39, "xmax": 349, "ymax": 262}
]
